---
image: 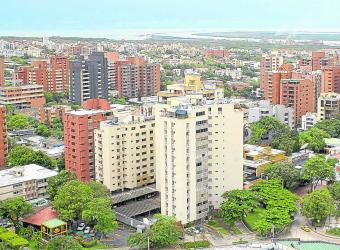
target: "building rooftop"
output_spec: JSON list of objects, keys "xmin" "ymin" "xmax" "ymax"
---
[
  {"xmin": 324, "ymin": 138, "xmax": 340, "ymax": 146},
  {"xmin": 22, "ymin": 207, "xmax": 58, "ymax": 226},
  {"xmin": 0, "ymin": 164, "xmax": 57, "ymax": 187},
  {"xmin": 42, "ymin": 218, "xmax": 66, "ymax": 228},
  {"xmin": 66, "ymin": 109, "xmax": 108, "ymax": 116}
]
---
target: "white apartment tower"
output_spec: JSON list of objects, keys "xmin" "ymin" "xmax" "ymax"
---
[
  {"xmin": 155, "ymin": 100, "xmax": 243, "ymax": 224},
  {"xmin": 94, "ymin": 110, "xmax": 156, "ymax": 192}
]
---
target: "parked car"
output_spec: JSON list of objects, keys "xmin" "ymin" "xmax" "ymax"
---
[
  {"xmin": 84, "ymin": 226, "xmax": 91, "ymax": 234},
  {"xmin": 301, "ymin": 225, "xmax": 311, "ymax": 232},
  {"xmin": 77, "ymin": 222, "xmax": 86, "ymax": 231}
]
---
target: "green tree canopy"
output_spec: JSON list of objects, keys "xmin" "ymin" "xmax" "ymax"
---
[
  {"xmin": 264, "ymin": 162, "xmax": 301, "ymax": 190},
  {"xmin": 251, "ymin": 179, "xmax": 297, "ymax": 214},
  {"xmin": 47, "ymin": 170, "xmax": 76, "ymax": 201},
  {"xmin": 82, "ymin": 198, "xmax": 118, "ymax": 234},
  {"xmin": 87, "ymin": 181, "xmax": 109, "ymax": 199},
  {"xmin": 128, "ymin": 214, "xmax": 180, "ymax": 249},
  {"xmin": 52, "ymin": 180, "xmax": 94, "ymax": 221},
  {"xmin": 301, "ymin": 189, "xmax": 336, "ymax": 223},
  {"xmin": 248, "ymin": 116, "xmax": 299, "ymax": 155},
  {"xmin": 35, "ymin": 124, "xmax": 51, "ymax": 137},
  {"xmin": 299, "ymin": 127, "xmax": 330, "ymax": 152},
  {"xmin": 220, "ymin": 189, "xmax": 258, "ymax": 224},
  {"xmin": 6, "ymin": 113, "xmax": 30, "ymax": 130},
  {"xmin": 45, "ymin": 236, "xmax": 82, "ymax": 250},
  {"xmin": 328, "ymin": 181, "xmax": 340, "ymax": 200},
  {"xmin": 52, "ymin": 180, "xmax": 117, "ymax": 233},
  {"xmin": 8, "ymin": 146, "xmax": 56, "ymax": 169},
  {"xmin": 302, "ymin": 155, "xmax": 336, "ymax": 191},
  {"xmin": 0, "ymin": 197, "xmax": 32, "ymax": 228},
  {"xmin": 315, "ymin": 119, "xmax": 340, "ymax": 138}
]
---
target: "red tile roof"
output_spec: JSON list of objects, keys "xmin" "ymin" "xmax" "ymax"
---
[{"xmin": 21, "ymin": 207, "xmax": 59, "ymax": 226}]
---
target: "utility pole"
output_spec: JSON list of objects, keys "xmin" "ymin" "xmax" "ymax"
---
[{"xmin": 147, "ymin": 236, "xmax": 150, "ymax": 250}]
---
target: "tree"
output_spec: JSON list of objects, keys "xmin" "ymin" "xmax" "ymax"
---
[
  {"xmin": 302, "ymin": 155, "xmax": 336, "ymax": 191},
  {"xmin": 248, "ymin": 116, "xmax": 299, "ymax": 155},
  {"xmin": 47, "ymin": 170, "xmax": 76, "ymax": 201},
  {"xmin": 56, "ymin": 154, "xmax": 65, "ymax": 171},
  {"xmin": 52, "ymin": 180, "xmax": 94, "ymax": 221},
  {"xmin": 251, "ymin": 179, "xmax": 297, "ymax": 213},
  {"xmin": 301, "ymin": 189, "xmax": 336, "ymax": 224},
  {"xmin": 87, "ymin": 181, "xmax": 109, "ymax": 198},
  {"xmin": 0, "ymin": 197, "xmax": 32, "ymax": 228},
  {"xmin": 128, "ymin": 214, "xmax": 180, "ymax": 249},
  {"xmin": 5, "ymin": 104, "xmax": 15, "ymax": 115},
  {"xmin": 299, "ymin": 127, "xmax": 330, "ymax": 152},
  {"xmin": 45, "ymin": 236, "xmax": 82, "ymax": 250},
  {"xmin": 253, "ymin": 208, "xmax": 291, "ymax": 236},
  {"xmin": 328, "ymin": 181, "xmax": 340, "ymax": 200},
  {"xmin": 220, "ymin": 190, "xmax": 258, "ymax": 224},
  {"xmin": 264, "ymin": 162, "xmax": 301, "ymax": 190},
  {"xmin": 35, "ymin": 124, "xmax": 51, "ymax": 137},
  {"xmin": 6, "ymin": 113, "xmax": 30, "ymax": 130},
  {"xmin": 315, "ymin": 119, "xmax": 340, "ymax": 138},
  {"xmin": 82, "ymin": 198, "xmax": 118, "ymax": 234},
  {"xmin": 8, "ymin": 146, "xmax": 56, "ymax": 169}
]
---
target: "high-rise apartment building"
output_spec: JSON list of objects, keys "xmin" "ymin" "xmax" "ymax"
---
[
  {"xmin": 204, "ymin": 49, "xmax": 229, "ymax": 58},
  {"xmin": 115, "ymin": 57, "xmax": 160, "ymax": 98},
  {"xmin": 0, "ymin": 106, "xmax": 8, "ymax": 167},
  {"xmin": 312, "ymin": 51, "xmax": 326, "ymax": 71},
  {"xmin": 0, "ymin": 57, "xmax": 4, "ymax": 86},
  {"xmin": 260, "ymin": 55, "xmax": 283, "ymax": 89},
  {"xmin": 321, "ymin": 65, "xmax": 340, "ymax": 93},
  {"xmin": 94, "ymin": 109, "xmax": 155, "ymax": 192},
  {"xmin": 155, "ymin": 100, "xmax": 243, "ymax": 224},
  {"xmin": 15, "ymin": 57, "xmax": 70, "ymax": 93},
  {"xmin": 49, "ymin": 56, "xmax": 70, "ymax": 93},
  {"xmin": 69, "ymin": 52, "xmax": 108, "ymax": 105},
  {"xmin": 317, "ymin": 92, "xmax": 340, "ymax": 121},
  {"xmin": 63, "ymin": 99, "xmax": 113, "ymax": 181},
  {"xmin": 279, "ymin": 79, "xmax": 315, "ymax": 125}
]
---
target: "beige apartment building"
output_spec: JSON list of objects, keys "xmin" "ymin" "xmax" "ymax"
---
[
  {"xmin": 94, "ymin": 109, "xmax": 156, "ymax": 193},
  {"xmin": 317, "ymin": 92, "xmax": 340, "ymax": 121},
  {"xmin": 0, "ymin": 164, "xmax": 57, "ymax": 201},
  {"xmin": 155, "ymin": 98, "xmax": 243, "ymax": 224}
]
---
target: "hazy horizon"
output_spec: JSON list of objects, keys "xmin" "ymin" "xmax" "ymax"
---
[{"xmin": 1, "ymin": 0, "xmax": 340, "ymax": 38}]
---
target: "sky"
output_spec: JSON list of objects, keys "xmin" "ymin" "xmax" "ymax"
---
[{"xmin": 1, "ymin": 0, "xmax": 340, "ymax": 38}]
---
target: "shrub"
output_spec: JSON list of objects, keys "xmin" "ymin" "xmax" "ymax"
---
[
  {"xmin": 326, "ymin": 227, "xmax": 340, "ymax": 236},
  {"xmin": 183, "ymin": 240, "xmax": 210, "ymax": 249}
]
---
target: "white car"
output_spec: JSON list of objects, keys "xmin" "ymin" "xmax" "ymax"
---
[
  {"xmin": 77, "ymin": 222, "xmax": 86, "ymax": 231},
  {"xmin": 84, "ymin": 226, "xmax": 91, "ymax": 234}
]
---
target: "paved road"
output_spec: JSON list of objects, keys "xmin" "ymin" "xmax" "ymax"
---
[{"xmin": 283, "ymin": 212, "xmax": 340, "ymax": 244}]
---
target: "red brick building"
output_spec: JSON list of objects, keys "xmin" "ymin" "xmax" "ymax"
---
[
  {"xmin": 114, "ymin": 56, "xmax": 160, "ymax": 98},
  {"xmin": 15, "ymin": 57, "xmax": 70, "ymax": 93},
  {"xmin": 321, "ymin": 65, "xmax": 340, "ymax": 93},
  {"xmin": 63, "ymin": 99, "xmax": 112, "ymax": 181},
  {"xmin": 0, "ymin": 58, "xmax": 4, "ymax": 86},
  {"xmin": 0, "ymin": 106, "xmax": 8, "ymax": 167},
  {"xmin": 204, "ymin": 49, "xmax": 229, "ymax": 58},
  {"xmin": 260, "ymin": 55, "xmax": 283, "ymax": 89},
  {"xmin": 49, "ymin": 56, "xmax": 70, "ymax": 93},
  {"xmin": 312, "ymin": 51, "xmax": 326, "ymax": 71},
  {"xmin": 279, "ymin": 78, "xmax": 315, "ymax": 124}
]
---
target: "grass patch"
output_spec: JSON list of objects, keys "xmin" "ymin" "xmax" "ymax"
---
[
  {"xmin": 207, "ymin": 220, "xmax": 228, "ymax": 235},
  {"xmin": 326, "ymin": 227, "xmax": 340, "ymax": 236},
  {"xmin": 230, "ymin": 225, "xmax": 242, "ymax": 235},
  {"xmin": 183, "ymin": 240, "xmax": 210, "ymax": 249},
  {"xmin": 243, "ymin": 208, "xmax": 266, "ymax": 231}
]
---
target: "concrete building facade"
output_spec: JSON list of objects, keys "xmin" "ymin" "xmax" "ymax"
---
[
  {"xmin": 69, "ymin": 52, "xmax": 108, "ymax": 105},
  {"xmin": 94, "ymin": 111, "xmax": 155, "ymax": 193},
  {"xmin": 0, "ymin": 106, "xmax": 7, "ymax": 167},
  {"xmin": 0, "ymin": 164, "xmax": 57, "ymax": 201},
  {"xmin": 155, "ymin": 100, "xmax": 243, "ymax": 224},
  {"xmin": 317, "ymin": 92, "xmax": 340, "ymax": 121}
]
